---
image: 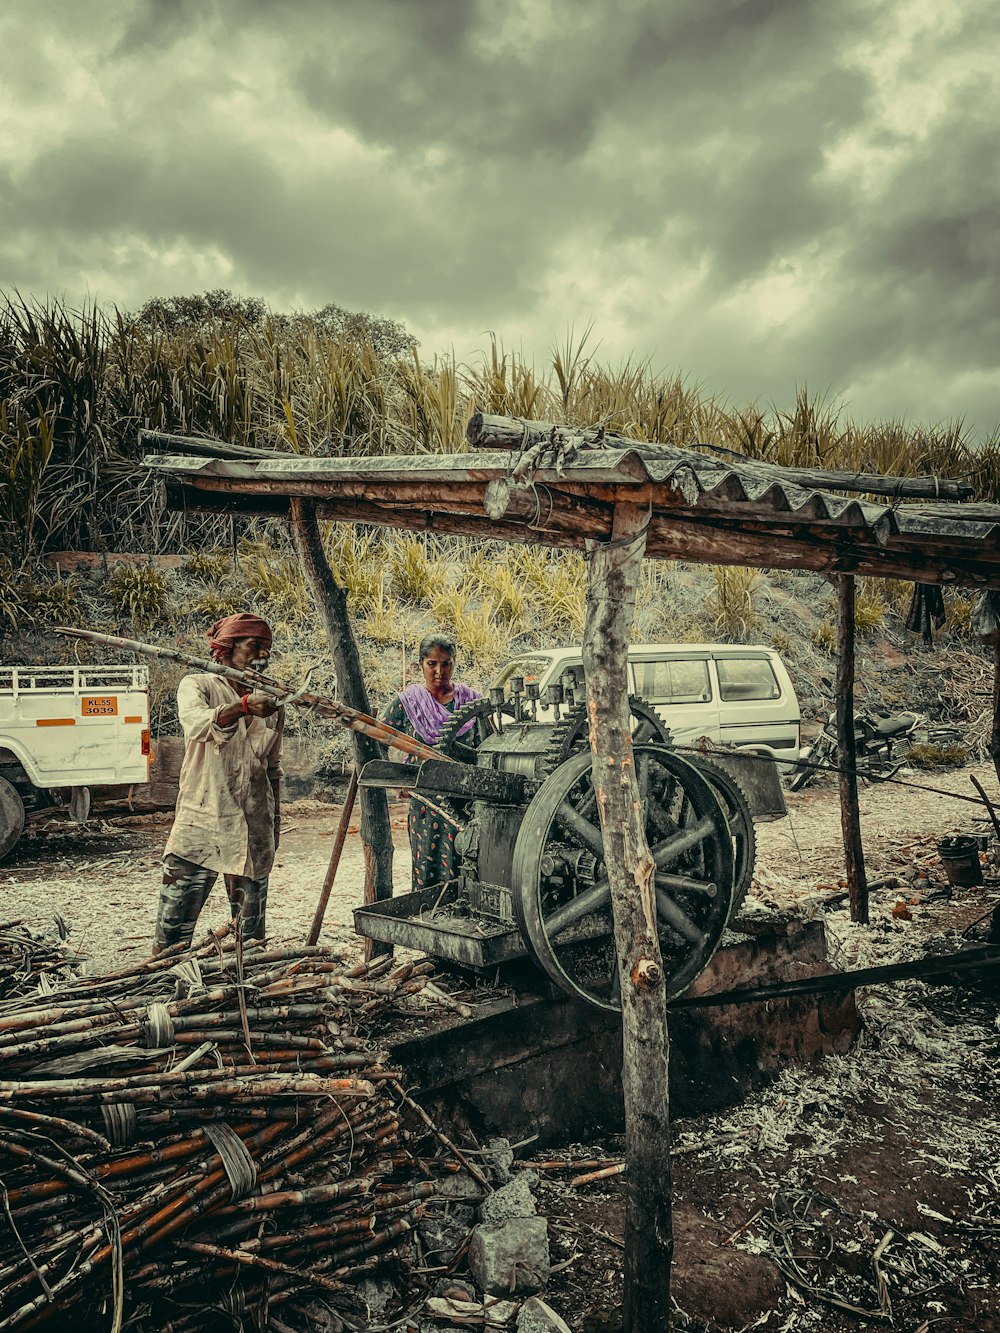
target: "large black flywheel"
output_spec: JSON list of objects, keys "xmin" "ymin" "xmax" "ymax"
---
[
  {"xmin": 685, "ymin": 755, "xmax": 756, "ymax": 913},
  {"xmin": 511, "ymin": 744, "xmax": 735, "ymax": 1012}
]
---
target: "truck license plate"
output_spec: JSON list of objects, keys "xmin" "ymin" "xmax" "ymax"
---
[{"xmin": 81, "ymin": 696, "xmax": 118, "ymax": 716}]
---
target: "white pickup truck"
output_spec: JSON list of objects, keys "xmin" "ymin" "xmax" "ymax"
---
[{"xmin": 0, "ymin": 664, "xmax": 151, "ymax": 860}]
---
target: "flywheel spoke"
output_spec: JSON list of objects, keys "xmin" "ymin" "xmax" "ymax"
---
[
  {"xmin": 654, "ymin": 885, "xmax": 708, "ymax": 947},
  {"xmin": 553, "ymin": 797, "xmax": 605, "ymax": 858},
  {"xmin": 545, "ymin": 878, "xmax": 611, "ymax": 937},
  {"xmin": 650, "ymin": 815, "xmax": 717, "ymax": 869}
]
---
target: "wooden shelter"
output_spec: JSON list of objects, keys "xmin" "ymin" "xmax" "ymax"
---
[{"xmin": 142, "ymin": 416, "xmax": 1000, "ymax": 1331}]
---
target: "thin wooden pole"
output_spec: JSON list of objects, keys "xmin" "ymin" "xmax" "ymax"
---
[
  {"xmin": 990, "ymin": 643, "xmax": 1000, "ymax": 788},
  {"xmin": 582, "ymin": 502, "xmax": 672, "ymax": 1332},
  {"xmin": 835, "ymin": 574, "xmax": 868, "ymax": 924},
  {"xmin": 289, "ymin": 500, "xmax": 394, "ymax": 958},
  {"xmin": 306, "ymin": 769, "xmax": 358, "ymax": 947}
]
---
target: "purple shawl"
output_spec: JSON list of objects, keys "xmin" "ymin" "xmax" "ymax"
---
[{"xmin": 398, "ymin": 682, "xmax": 481, "ymax": 745}]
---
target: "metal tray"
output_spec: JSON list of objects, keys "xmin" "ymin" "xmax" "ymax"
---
[{"xmin": 353, "ymin": 885, "xmax": 528, "ymax": 969}]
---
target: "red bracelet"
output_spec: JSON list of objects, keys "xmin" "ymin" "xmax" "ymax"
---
[{"xmin": 241, "ymin": 694, "xmax": 250, "ymax": 715}]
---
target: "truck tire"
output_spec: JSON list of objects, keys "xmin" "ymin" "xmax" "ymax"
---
[{"xmin": 0, "ymin": 776, "xmax": 25, "ymax": 862}]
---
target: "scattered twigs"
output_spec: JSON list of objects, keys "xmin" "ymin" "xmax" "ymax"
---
[{"xmin": 390, "ymin": 1082, "xmax": 492, "ymax": 1192}]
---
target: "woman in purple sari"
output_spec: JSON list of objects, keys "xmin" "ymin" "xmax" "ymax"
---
[{"xmin": 381, "ymin": 633, "xmax": 481, "ymax": 892}]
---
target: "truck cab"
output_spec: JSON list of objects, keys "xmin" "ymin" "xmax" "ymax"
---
[{"xmin": 0, "ymin": 664, "xmax": 151, "ymax": 860}]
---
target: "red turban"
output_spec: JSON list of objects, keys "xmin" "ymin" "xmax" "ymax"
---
[{"xmin": 207, "ymin": 613, "xmax": 273, "ymax": 658}]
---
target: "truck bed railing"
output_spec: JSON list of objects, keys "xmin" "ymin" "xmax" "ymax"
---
[{"xmin": 0, "ymin": 665, "xmax": 149, "ymax": 696}]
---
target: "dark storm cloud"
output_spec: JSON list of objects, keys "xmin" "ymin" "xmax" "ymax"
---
[{"xmin": 2, "ymin": 0, "xmax": 999, "ymax": 426}]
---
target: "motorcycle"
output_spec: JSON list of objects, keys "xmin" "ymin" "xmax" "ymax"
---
[{"xmin": 788, "ymin": 708, "xmax": 921, "ymax": 792}]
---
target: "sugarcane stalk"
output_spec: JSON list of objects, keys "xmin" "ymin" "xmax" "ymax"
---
[{"xmin": 55, "ymin": 626, "xmax": 447, "ymax": 763}]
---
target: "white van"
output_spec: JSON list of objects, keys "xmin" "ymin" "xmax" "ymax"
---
[{"xmin": 491, "ymin": 643, "xmax": 801, "ymax": 765}]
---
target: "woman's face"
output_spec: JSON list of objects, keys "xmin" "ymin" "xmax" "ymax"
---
[{"xmin": 421, "ymin": 646, "xmax": 454, "ymax": 698}]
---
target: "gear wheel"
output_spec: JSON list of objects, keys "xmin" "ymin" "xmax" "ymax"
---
[
  {"xmin": 436, "ymin": 697, "xmax": 512, "ymax": 762},
  {"xmin": 684, "ymin": 754, "xmax": 756, "ymax": 912},
  {"xmin": 537, "ymin": 696, "xmax": 671, "ymax": 779}
]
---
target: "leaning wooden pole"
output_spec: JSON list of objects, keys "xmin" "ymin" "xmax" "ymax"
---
[
  {"xmin": 582, "ymin": 502, "xmax": 672, "ymax": 1332},
  {"xmin": 289, "ymin": 500, "xmax": 394, "ymax": 958},
  {"xmin": 835, "ymin": 574, "xmax": 868, "ymax": 924}
]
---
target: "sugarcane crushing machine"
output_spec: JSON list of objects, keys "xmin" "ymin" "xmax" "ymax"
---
[{"xmin": 354, "ymin": 673, "xmax": 771, "ymax": 1014}]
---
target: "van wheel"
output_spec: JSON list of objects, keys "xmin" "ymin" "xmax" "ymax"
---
[{"xmin": 0, "ymin": 776, "xmax": 25, "ymax": 862}]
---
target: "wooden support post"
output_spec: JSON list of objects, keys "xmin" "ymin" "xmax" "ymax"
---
[
  {"xmin": 835, "ymin": 574, "xmax": 868, "ymax": 924},
  {"xmin": 582, "ymin": 502, "xmax": 672, "ymax": 1332},
  {"xmin": 289, "ymin": 500, "xmax": 394, "ymax": 958},
  {"xmin": 990, "ymin": 643, "xmax": 1000, "ymax": 789}
]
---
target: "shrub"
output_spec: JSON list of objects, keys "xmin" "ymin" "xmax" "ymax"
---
[
  {"xmin": 0, "ymin": 558, "xmax": 25, "ymax": 628},
  {"xmin": 906, "ymin": 742, "xmax": 968, "ymax": 769},
  {"xmin": 191, "ymin": 589, "xmax": 246, "ymax": 623},
  {"xmin": 324, "ymin": 528, "xmax": 384, "ymax": 612},
  {"xmin": 107, "ymin": 564, "xmax": 168, "ymax": 629},
  {"xmin": 184, "ymin": 549, "xmax": 231, "ymax": 582},
  {"xmin": 20, "ymin": 574, "xmax": 80, "ymax": 624},
  {"xmin": 241, "ymin": 550, "xmax": 313, "ymax": 620},
  {"xmin": 466, "ymin": 562, "xmax": 527, "ymax": 628},
  {"xmin": 947, "ymin": 594, "xmax": 974, "ymax": 637},
  {"xmin": 387, "ymin": 535, "xmax": 445, "ymax": 604},
  {"xmin": 710, "ymin": 566, "xmax": 761, "ymax": 640},
  {"xmin": 854, "ymin": 584, "xmax": 888, "ymax": 636},
  {"xmin": 812, "ymin": 620, "xmax": 836, "ymax": 651}
]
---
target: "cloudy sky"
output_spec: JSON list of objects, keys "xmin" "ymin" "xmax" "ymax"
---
[{"xmin": 2, "ymin": 0, "xmax": 998, "ymax": 433}]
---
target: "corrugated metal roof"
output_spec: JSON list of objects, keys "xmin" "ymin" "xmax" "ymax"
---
[{"xmin": 143, "ymin": 444, "xmax": 1000, "ymax": 586}]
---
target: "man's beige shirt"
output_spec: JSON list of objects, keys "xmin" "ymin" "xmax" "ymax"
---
[{"xmin": 164, "ymin": 674, "xmax": 284, "ymax": 879}]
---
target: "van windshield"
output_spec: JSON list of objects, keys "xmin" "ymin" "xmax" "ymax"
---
[{"xmin": 493, "ymin": 657, "xmax": 554, "ymax": 689}]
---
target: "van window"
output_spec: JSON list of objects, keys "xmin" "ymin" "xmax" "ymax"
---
[
  {"xmin": 495, "ymin": 657, "xmax": 553, "ymax": 688},
  {"xmin": 633, "ymin": 658, "xmax": 711, "ymax": 704},
  {"xmin": 716, "ymin": 657, "xmax": 781, "ymax": 702}
]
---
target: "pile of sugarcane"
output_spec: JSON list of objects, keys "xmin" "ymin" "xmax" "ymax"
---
[
  {"xmin": 0, "ymin": 919, "xmax": 82, "ymax": 1002},
  {"xmin": 0, "ymin": 926, "xmax": 477, "ymax": 1331}
]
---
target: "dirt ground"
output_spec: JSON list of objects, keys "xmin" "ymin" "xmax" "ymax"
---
[{"xmin": 2, "ymin": 765, "xmax": 999, "ymax": 1332}]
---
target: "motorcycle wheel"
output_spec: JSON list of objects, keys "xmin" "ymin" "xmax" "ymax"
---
[{"xmin": 788, "ymin": 735, "xmax": 833, "ymax": 792}]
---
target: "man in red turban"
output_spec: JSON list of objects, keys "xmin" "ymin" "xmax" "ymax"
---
[{"xmin": 153, "ymin": 612, "xmax": 283, "ymax": 952}]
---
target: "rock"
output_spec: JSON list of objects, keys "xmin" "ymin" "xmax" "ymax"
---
[
  {"xmin": 433, "ymin": 1277, "xmax": 478, "ymax": 1303},
  {"xmin": 423, "ymin": 1293, "xmax": 519, "ymax": 1326},
  {"xmin": 478, "ymin": 1172, "xmax": 538, "ymax": 1224},
  {"xmin": 484, "ymin": 1297, "xmax": 520, "ymax": 1324},
  {"xmin": 426, "ymin": 1295, "xmax": 484, "ymax": 1320},
  {"xmin": 482, "ymin": 1135, "xmax": 516, "ymax": 1183},
  {"xmin": 469, "ymin": 1217, "xmax": 550, "ymax": 1296},
  {"xmin": 350, "ymin": 1275, "xmax": 395, "ymax": 1316},
  {"xmin": 417, "ymin": 1205, "xmax": 476, "ymax": 1266},
  {"xmin": 517, "ymin": 1296, "xmax": 573, "ymax": 1332},
  {"xmin": 433, "ymin": 1168, "xmax": 482, "ymax": 1200}
]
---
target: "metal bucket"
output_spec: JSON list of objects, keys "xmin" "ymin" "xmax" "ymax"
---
[{"xmin": 936, "ymin": 835, "xmax": 983, "ymax": 888}]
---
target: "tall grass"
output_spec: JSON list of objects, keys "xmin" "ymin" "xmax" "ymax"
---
[{"xmin": 1, "ymin": 288, "xmax": 995, "ymax": 573}]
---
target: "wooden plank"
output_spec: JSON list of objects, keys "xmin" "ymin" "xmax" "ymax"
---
[
  {"xmin": 158, "ymin": 477, "xmax": 1000, "ymax": 588},
  {"xmin": 582, "ymin": 503, "xmax": 673, "ymax": 1329}
]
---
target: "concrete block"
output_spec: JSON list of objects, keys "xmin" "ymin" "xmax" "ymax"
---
[{"xmin": 469, "ymin": 1217, "xmax": 549, "ymax": 1296}]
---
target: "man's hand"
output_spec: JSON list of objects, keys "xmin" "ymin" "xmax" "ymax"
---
[{"xmin": 244, "ymin": 691, "xmax": 279, "ymax": 718}]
